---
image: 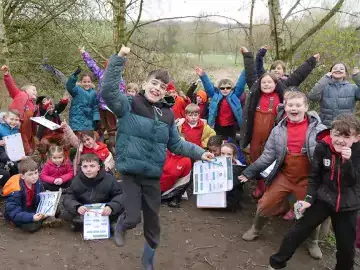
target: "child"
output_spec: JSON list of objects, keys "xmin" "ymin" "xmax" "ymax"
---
[
  {"xmin": 207, "ymin": 135, "xmax": 223, "ymax": 156},
  {"xmin": 166, "ymin": 82, "xmax": 191, "ymax": 119},
  {"xmin": 186, "ymin": 81, "xmax": 209, "ymax": 120},
  {"xmin": 2, "ymin": 158, "xmax": 46, "ymax": 233},
  {"xmin": 240, "ymin": 46, "xmax": 319, "ymax": 198},
  {"xmin": 1, "ymin": 65, "xmax": 37, "ymax": 155},
  {"xmin": 101, "ymin": 46, "xmax": 212, "ymax": 269},
  {"xmin": 195, "ymin": 67, "xmax": 246, "ymax": 140},
  {"xmin": 268, "ymin": 113, "xmax": 360, "ymax": 270},
  {"xmin": 238, "ymin": 92, "xmax": 326, "ymax": 259},
  {"xmin": 62, "ymin": 153, "xmax": 123, "ymax": 231},
  {"xmin": 40, "ymin": 145, "xmax": 74, "ymax": 191},
  {"xmin": 308, "ymin": 63, "xmax": 360, "ymax": 127},
  {"xmin": 62, "ymin": 123, "xmax": 115, "ymax": 174},
  {"xmin": 126, "ymin": 83, "xmax": 139, "ymax": 96},
  {"xmin": 176, "ymin": 103, "xmax": 216, "ymax": 148},
  {"xmin": 65, "ymin": 67, "xmax": 100, "ymax": 132}
]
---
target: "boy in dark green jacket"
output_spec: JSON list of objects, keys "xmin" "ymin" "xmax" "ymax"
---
[{"xmin": 101, "ymin": 47, "xmax": 213, "ymax": 269}]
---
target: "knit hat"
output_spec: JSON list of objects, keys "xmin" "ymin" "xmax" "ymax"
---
[
  {"xmin": 166, "ymin": 82, "xmax": 177, "ymax": 92},
  {"xmin": 196, "ymin": 90, "xmax": 208, "ymax": 102}
]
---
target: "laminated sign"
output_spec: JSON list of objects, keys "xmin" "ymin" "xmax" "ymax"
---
[
  {"xmin": 83, "ymin": 204, "xmax": 110, "ymax": 240},
  {"xmin": 36, "ymin": 189, "xmax": 62, "ymax": 216}
]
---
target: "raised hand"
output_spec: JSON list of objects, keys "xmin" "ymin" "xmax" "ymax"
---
[
  {"xmin": 261, "ymin": 45, "xmax": 270, "ymax": 50},
  {"xmin": 195, "ymin": 67, "xmax": 204, "ymax": 76},
  {"xmin": 240, "ymin": 47, "xmax": 249, "ymax": 54},
  {"xmin": 78, "ymin": 46, "xmax": 85, "ymax": 53},
  {"xmin": 313, "ymin": 53, "xmax": 321, "ymax": 62},
  {"xmin": 73, "ymin": 66, "xmax": 82, "ymax": 76},
  {"xmin": 118, "ymin": 46, "xmax": 130, "ymax": 57},
  {"xmin": 1, "ymin": 65, "xmax": 9, "ymax": 75}
]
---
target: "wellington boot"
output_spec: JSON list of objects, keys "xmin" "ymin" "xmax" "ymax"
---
[{"xmin": 242, "ymin": 213, "xmax": 267, "ymax": 241}]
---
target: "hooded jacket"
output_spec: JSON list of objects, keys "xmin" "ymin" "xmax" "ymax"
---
[
  {"xmin": 304, "ymin": 132, "xmax": 360, "ymax": 212},
  {"xmin": 40, "ymin": 159, "xmax": 74, "ymax": 184},
  {"xmin": 63, "ymin": 169, "xmax": 123, "ymax": 216},
  {"xmin": 177, "ymin": 118, "xmax": 216, "ymax": 148}
]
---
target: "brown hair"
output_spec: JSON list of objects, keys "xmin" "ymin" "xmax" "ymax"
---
[
  {"xmin": 147, "ymin": 70, "xmax": 170, "ymax": 84},
  {"xmin": 185, "ymin": 103, "xmax": 200, "ymax": 114},
  {"xmin": 218, "ymin": 78, "xmax": 234, "ymax": 88},
  {"xmin": 80, "ymin": 153, "xmax": 100, "ymax": 165},
  {"xmin": 6, "ymin": 109, "xmax": 20, "ymax": 118},
  {"xmin": 285, "ymin": 91, "xmax": 308, "ymax": 106},
  {"xmin": 126, "ymin": 83, "xmax": 139, "ymax": 93},
  {"xmin": 259, "ymin": 72, "xmax": 278, "ymax": 85},
  {"xmin": 207, "ymin": 135, "xmax": 223, "ymax": 148},
  {"xmin": 329, "ymin": 63, "xmax": 348, "ymax": 79},
  {"xmin": 18, "ymin": 158, "xmax": 38, "ymax": 174},
  {"xmin": 80, "ymin": 130, "xmax": 96, "ymax": 142},
  {"xmin": 270, "ymin": 60, "xmax": 286, "ymax": 73},
  {"xmin": 48, "ymin": 145, "xmax": 65, "ymax": 158},
  {"xmin": 332, "ymin": 113, "xmax": 360, "ymax": 135},
  {"xmin": 80, "ymin": 72, "xmax": 93, "ymax": 82},
  {"xmin": 221, "ymin": 143, "xmax": 238, "ymax": 158}
]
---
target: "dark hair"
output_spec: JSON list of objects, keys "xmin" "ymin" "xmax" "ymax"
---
[
  {"xmin": 80, "ymin": 130, "xmax": 96, "ymax": 142},
  {"xmin": 147, "ymin": 70, "xmax": 170, "ymax": 84},
  {"xmin": 332, "ymin": 113, "xmax": 360, "ymax": 135},
  {"xmin": 207, "ymin": 135, "xmax": 223, "ymax": 148},
  {"xmin": 18, "ymin": 158, "xmax": 38, "ymax": 174},
  {"xmin": 80, "ymin": 153, "xmax": 100, "ymax": 165},
  {"xmin": 221, "ymin": 143, "xmax": 238, "ymax": 158},
  {"xmin": 329, "ymin": 63, "xmax": 348, "ymax": 73},
  {"xmin": 80, "ymin": 72, "xmax": 94, "ymax": 82},
  {"xmin": 259, "ymin": 72, "xmax": 278, "ymax": 85},
  {"xmin": 270, "ymin": 60, "xmax": 286, "ymax": 73}
]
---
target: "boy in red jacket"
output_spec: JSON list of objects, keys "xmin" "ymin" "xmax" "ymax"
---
[
  {"xmin": 268, "ymin": 113, "xmax": 360, "ymax": 270},
  {"xmin": 1, "ymin": 65, "xmax": 38, "ymax": 155},
  {"xmin": 166, "ymin": 82, "xmax": 191, "ymax": 119}
]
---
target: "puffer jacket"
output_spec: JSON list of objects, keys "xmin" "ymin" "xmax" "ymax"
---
[
  {"xmin": 40, "ymin": 159, "xmax": 74, "ymax": 184},
  {"xmin": 101, "ymin": 54, "xmax": 205, "ymax": 178},
  {"xmin": 308, "ymin": 73, "xmax": 360, "ymax": 128},
  {"xmin": 305, "ymin": 133, "xmax": 360, "ymax": 212},
  {"xmin": 63, "ymin": 169, "xmax": 122, "ymax": 216},
  {"xmin": 81, "ymin": 50, "xmax": 126, "ymax": 110},
  {"xmin": 66, "ymin": 74, "xmax": 100, "ymax": 131},
  {"xmin": 200, "ymin": 70, "xmax": 246, "ymax": 127},
  {"xmin": 0, "ymin": 122, "xmax": 19, "ymax": 138},
  {"xmin": 242, "ymin": 111, "xmax": 326, "ymax": 185},
  {"xmin": 240, "ymin": 52, "xmax": 317, "ymax": 148}
]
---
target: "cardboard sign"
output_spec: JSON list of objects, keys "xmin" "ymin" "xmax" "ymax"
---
[{"xmin": 83, "ymin": 204, "xmax": 110, "ymax": 240}]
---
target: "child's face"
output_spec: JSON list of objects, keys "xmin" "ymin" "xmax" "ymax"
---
[
  {"xmin": 185, "ymin": 112, "xmax": 200, "ymax": 125},
  {"xmin": 25, "ymin": 86, "xmax": 37, "ymax": 99},
  {"xmin": 260, "ymin": 75, "xmax": 276, "ymax": 94},
  {"xmin": 331, "ymin": 64, "xmax": 347, "ymax": 80},
  {"xmin": 330, "ymin": 129, "xmax": 357, "ymax": 153},
  {"xmin": 42, "ymin": 98, "xmax": 54, "ymax": 113},
  {"xmin": 208, "ymin": 145, "xmax": 221, "ymax": 157},
  {"xmin": 81, "ymin": 160, "xmax": 100, "ymax": 178},
  {"xmin": 81, "ymin": 76, "xmax": 92, "ymax": 90},
  {"xmin": 51, "ymin": 152, "xmax": 64, "ymax": 166},
  {"xmin": 270, "ymin": 64, "xmax": 285, "ymax": 78},
  {"xmin": 196, "ymin": 95, "xmax": 203, "ymax": 104},
  {"xmin": 144, "ymin": 78, "xmax": 167, "ymax": 103},
  {"xmin": 285, "ymin": 97, "xmax": 308, "ymax": 123},
  {"xmin": 82, "ymin": 135, "xmax": 96, "ymax": 149},
  {"xmin": 167, "ymin": 90, "xmax": 178, "ymax": 98},
  {"xmin": 5, "ymin": 112, "xmax": 20, "ymax": 129},
  {"xmin": 221, "ymin": 146, "xmax": 235, "ymax": 159},
  {"xmin": 21, "ymin": 170, "xmax": 39, "ymax": 185},
  {"xmin": 126, "ymin": 88, "xmax": 137, "ymax": 96},
  {"xmin": 219, "ymin": 83, "xmax": 232, "ymax": 97}
]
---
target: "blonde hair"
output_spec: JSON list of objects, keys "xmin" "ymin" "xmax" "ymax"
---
[
  {"xmin": 285, "ymin": 91, "xmax": 308, "ymax": 106},
  {"xmin": 21, "ymin": 84, "xmax": 35, "ymax": 91},
  {"xmin": 185, "ymin": 103, "xmax": 200, "ymax": 114},
  {"xmin": 126, "ymin": 83, "xmax": 139, "ymax": 93},
  {"xmin": 5, "ymin": 109, "xmax": 20, "ymax": 118}
]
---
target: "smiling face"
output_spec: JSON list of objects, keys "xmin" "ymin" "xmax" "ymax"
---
[
  {"xmin": 5, "ymin": 112, "xmax": 20, "ymax": 129},
  {"xmin": 81, "ymin": 160, "xmax": 100, "ymax": 178},
  {"xmin": 221, "ymin": 145, "xmax": 235, "ymax": 159},
  {"xmin": 331, "ymin": 63, "xmax": 347, "ymax": 80},
  {"xmin": 285, "ymin": 97, "xmax": 308, "ymax": 123},
  {"xmin": 167, "ymin": 89, "xmax": 178, "ymax": 98},
  {"xmin": 260, "ymin": 75, "xmax": 276, "ymax": 94},
  {"xmin": 330, "ymin": 129, "xmax": 356, "ymax": 153},
  {"xmin": 208, "ymin": 145, "xmax": 221, "ymax": 157},
  {"xmin": 42, "ymin": 98, "xmax": 54, "ymax": 113},
  {"xmin": 270, "ymin": 64, "xmax": 285, "ymax": 79},
  {"xmin": 144, "ymin": 78, "xmax": 167, "ymax": 103},
  {"xmin": 80, "ymin": 75, "xmax": 92, "ymax": 90},
  {"xmin": 219, "ymin": 83, "xmax": 232, "ymax": 97},
  {"xmin": 25, "ymin": 85, "xmax": 38, "ymax": 99},
  {"xmin": 82, "ymin": 135, "xmax": 96, "ymax": 149}
]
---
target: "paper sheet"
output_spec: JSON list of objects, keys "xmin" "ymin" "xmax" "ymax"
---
[
  {"xmin": 197, "ymin": 192, "xmax": 227, "ymax": 208},
  {"xmin": 30, "ymin": 117, "xmax": 61, "ymax": 130},
  {"xmin": 83, "ymin": 204, "xmax": 110, "ymax": 240},
  {"xmin": 4, "ymin": 133, "xmax": 25, "ymax": 161}
]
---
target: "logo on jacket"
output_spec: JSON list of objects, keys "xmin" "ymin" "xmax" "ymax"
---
[
  {"xmin": 177, "ymin": 166, "xmax": 183, "ymax": 170},
  {"xmin": 323, "ymin": 159, "xmax": 331, "ymax": 167}
]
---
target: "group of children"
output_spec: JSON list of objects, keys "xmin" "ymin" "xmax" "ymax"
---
[{"xmin": 0, "ymin": 43, "xmax": 359, "ymax": 270}]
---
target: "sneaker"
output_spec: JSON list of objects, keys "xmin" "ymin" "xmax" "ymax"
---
[{"xmin": 114, "ymin": 225, "xmax": 126, "ymax": 247}]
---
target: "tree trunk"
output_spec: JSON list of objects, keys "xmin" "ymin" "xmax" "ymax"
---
[
  {"xmin": 268, "ymin": 0, "xmax": 284, "ymax": 60},
  {"xmin": 0, "ymin": 0, "xmax": 10, "ymax": 110},
  {"xmin": 249, "ymin": 0, "xmax": 256, "ymax": 52},
  {"xmin": 112, "ymin": 0, "xmax": 126, "ymax": 52}
]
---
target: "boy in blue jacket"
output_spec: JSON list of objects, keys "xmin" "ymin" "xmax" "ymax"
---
[
  {"xmin": 2, "ymin": 158, "xmax": 46, "ymax": 233},
  {"xmin": 101, "ymin": 46, "xmax": 213, "ymax": 269}
]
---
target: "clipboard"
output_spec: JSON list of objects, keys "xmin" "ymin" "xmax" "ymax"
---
[{"xmin": 30, "ymin": 117, "xmax": 61, "ymax": 130}]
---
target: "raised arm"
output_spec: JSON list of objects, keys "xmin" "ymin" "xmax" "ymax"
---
[
  {"xmin": 307, "ymin": 74, "xmax": 332, "ymax": 101},
  {"xmin": 54, "ymin": 97, "xmax": 69, "ymax": 114},
  {"xmin": 233, "ymin": 69, "xmax": 246, "ymax": 97},
  {"xmin": 1, "ymin": 65, "xmax": 21, "ymax": 99},
  {"xmin": 101, "ymin": 48, "xmax": 130, "ymax": 118},
  {"xmin": 241, "ymin": 47, "xmax": 258, "ymax": 89},
  {"xmin": 196, "ymin": 67, "xmax": 215, "ymax": 98},
  {"xmin": 61, "ymin": 121, "xmax": 80, "ymax": 148},
  {"xmin": 284, "ymin": 54, "xmax": 319, "ymax": 87},
  {"xmin": 186, "ymin": 81, "xmax": 198, "ymax": 102},
  {"xmin": 80, "ymin": 49, "xmax": 104, "ymax": 80},
  {"xmin": 255, "ymin": 46, "xmax": 268, "ymax": 77},
  {"xmin": 66, "ymin": 67, "xmax": 82, "ymax": 98}
]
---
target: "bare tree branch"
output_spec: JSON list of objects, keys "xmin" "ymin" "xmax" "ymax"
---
[
  {"xmin": 290, "ymin": 6, "xmax": 359, "ymax": 18},
  {"xmin": 283, "ymin": 0, "xmax": 301, "ymax": 21},
  {"xmin": 249, "ymin": 0, "xmax": 256, "ymax": 51},
  {"xmin": 124, "ymin": 0, "xmax": 143, "ymax": 45}
]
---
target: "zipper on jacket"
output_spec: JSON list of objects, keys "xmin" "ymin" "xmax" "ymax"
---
[{"xmin": 335, "ymin": 157, "xmax": 342, "ymax": 212}]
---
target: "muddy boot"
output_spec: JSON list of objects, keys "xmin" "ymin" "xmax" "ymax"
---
[
  {"xmin": 252, "ymin": 180, "xmax": 265, "ymax": 199},
  {"xmin": 242, "ymin": 213, "xmax": 267, "ymax": 241},
  {"xmin": 307, "ymin": 226, "xmax": 322, "ymax": 259},
  {"xmin": 108, "ymin": 135, "xmax": 116, "ymax": 156},
  {"xmin": 114, "ymin": 221, "xmax": 126, "ymax": 247},
  {"xmin": 141, "ymin": 242, "xmax": 155, "ymax": 270}
]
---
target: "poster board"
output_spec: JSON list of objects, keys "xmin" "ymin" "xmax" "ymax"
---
[
  {"xmin": 36, "ymin": 189, "xmax": 62, "ymax": 216},
  {"xmin": 83, "ymin": 203, "xmax": 110, "ymax": 240},
  {"xmin": 4, "ymin": 133, "xmax": 25, "ymax": 161},
  {"xmin": 30, "ymin": 117, "xmax": 61, "ymax": 130}
]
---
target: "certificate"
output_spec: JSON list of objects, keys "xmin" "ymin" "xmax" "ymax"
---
[{"xmin": 83, "ymin": 203, "xmax": 110, "ymax": 240}]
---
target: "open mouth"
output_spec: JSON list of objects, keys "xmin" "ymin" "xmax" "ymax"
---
[
  {"xmin": 290, "ymin": 112, "xmax": 299, "ymax": 117},
  {"xmin": 150, "ymin": 89, "xmax": 160, "ymax": 97}
]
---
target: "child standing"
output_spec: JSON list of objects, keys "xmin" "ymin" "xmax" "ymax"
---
[
  {"xmin": 308, "ymin": 64, "xmax": 360, "ymax": 127},
  {"xmin": 166, "ymin": 82, "xmax": 191, "ymax": 119},
  {"xmin": 176, "ymin": 103, "xmax": 216, "ymax": 148},
  {"xmin": 195, "ymin": 67, "xmax": 246, "ymax": 140},
  {"xmin": 66, "ymin": 68, "xmax": 100, "ymax": 132},
  {"xmin": 1, "ymin": 65, "xmax": 37, "ymax": 155},
  {"xmin": 186, "ymin": 81, "xmax": 209, "ymax": 120},
  {"xmin": 268, "ymin": 114, "xmax": 360, "ymax": 270},
  {"xmin": 40, "ymin": 145, "xmax": 74, "ymax": 191},
  {"xmin": 2, "ymin": 158, "xmax": 46, "ymax": 233},
  {"xmin": 101, "ymin": 46, "xmax": 212, "ymax": 269},
  {"xmin": 62, "ymin": 153, "xmax": 123, "ymax": 231}
]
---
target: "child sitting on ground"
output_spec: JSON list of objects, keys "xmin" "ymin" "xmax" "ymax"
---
[
  {"xmin": 268, "ymin": 113, "xmax": 360, "ymax": 270},
  {"xmin": 166, "ymin": 82, "xmax": 191, "ymax": 119},
  {"xmin": 1, "ymin": 65, "xmax": 38, "ymax": 155},
  {"xmin": 195, "ymin": 67, "xmax": 246, "ymax": 140},
  {"xmin": 40, "ymin": 145, "xmax": 74, "ymax": 191},
  {"xmin": 126, "ymin": 83, "xmax": 139, "ymax": 96},
  {"xmin": 2, "ymin": 158, "xmax": 46, "ymax": 233},
  {"xmin": 62, "ymin": 153, "xmax": 123, "ymax": 231},
  {"xmin": 176, "ymin": 103, "xmax": 216, "ymax": 148}
]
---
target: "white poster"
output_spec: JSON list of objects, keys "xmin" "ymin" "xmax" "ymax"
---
[
  {"xmin": 30, "ymin": 117, "xmax": 61, "ymax": 130},
  {"xmin": 4, "ymin": 133, "xmax": 25, "ymax": 161},
  {"xmin": 83, "ymin": 203, "xmax": 110, "ymax": 240},
  {"xmin": 36, "ymin": 190, "xmax": 62, "ymax": 216}
]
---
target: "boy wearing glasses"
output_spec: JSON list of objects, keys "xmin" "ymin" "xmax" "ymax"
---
[{"xmin": 195, "ymin": 67, "xmax": 246, "ymax": 140}]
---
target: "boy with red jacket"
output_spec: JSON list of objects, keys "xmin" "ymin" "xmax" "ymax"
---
[
  {"xmin": 166, "ymin": 82, "xmax": 191, "ymax": 119},
  {"xmin": 268, "ymin": 113, "xmax": 360, "ymax": 270}
]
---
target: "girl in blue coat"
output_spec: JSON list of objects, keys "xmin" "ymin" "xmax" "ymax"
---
[{"xmin": 66, "ymin": 67, "xmax": 100, "ymax": 131}]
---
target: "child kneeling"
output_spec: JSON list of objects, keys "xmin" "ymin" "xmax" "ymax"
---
[{"xmin": 62, "ymin": 154, "xmax": 123, "ymax": 231}]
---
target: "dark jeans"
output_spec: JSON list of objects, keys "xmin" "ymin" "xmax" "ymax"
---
[
  {"xmin": 116, "ymin": 174, "xmax": 161, "ymax": 249},
  {"xmin": 43, "ymin": 181, "xmax": 72, "ymax": 191},
  {"xmin": 270, "ymin": 200, "xmax": 356, "ymax": 270},
  {"xmin": 18, "ymin": 221, "xmax": 42, "ymax": 233},
  {"xmin": 214, "ymin": 123, "xmax": 237, "ymax": 141}
]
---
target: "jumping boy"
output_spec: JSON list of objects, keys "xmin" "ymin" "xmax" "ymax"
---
[
  {"xmin": 268, "ymin": 113, "xmax": 360, "ymax": 270},
  {"xmin": 101, "ymin": 46, "xmax": 213, "ymax": 269}
]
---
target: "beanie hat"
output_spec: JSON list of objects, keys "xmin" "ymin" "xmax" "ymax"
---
[
  {"xmin": 196, "ymin": 90, "xmax": 208, "ymax": 102},
  {"xmin": 166, "ymin": 82, "xmax": 177, "ymax": 92}
]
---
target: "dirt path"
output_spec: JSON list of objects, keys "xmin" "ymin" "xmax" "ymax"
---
[{"xmin": 2, "ymin": 191, "xmax": 357, "ymax": 270}]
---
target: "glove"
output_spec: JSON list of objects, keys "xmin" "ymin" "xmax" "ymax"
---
[{"xmin": 73, "ymin": 66, "xmax": 82, "ymax": 76}]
